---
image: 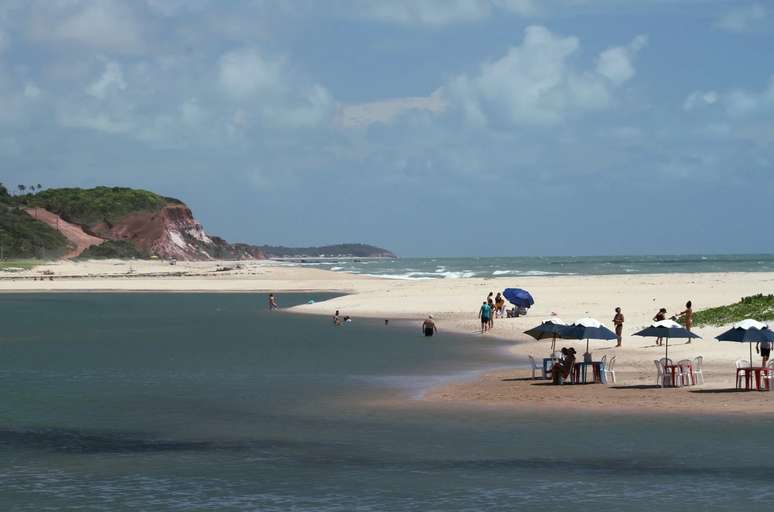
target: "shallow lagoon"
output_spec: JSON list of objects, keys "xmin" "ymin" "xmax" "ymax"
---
[{"xmin": 0, "ymin": 293, "xmax": 772, "ymax": 511}]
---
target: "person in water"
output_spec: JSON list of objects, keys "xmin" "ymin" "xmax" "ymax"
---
[
  {"xmin": 678, "ymin": 301, "xmax": 694, "ymax": 343},
  {"xmin": 613, "ymin": 307, "xmax": 624, "ymax": 347},
  {"xmin": 268, "ymin": 293, "xmax": 279, "ymax": 310},
  {"xmin": 422, "ymin": 315, "xmax": 437, "ymax": 337},
  {"xmin": 479, "ymin": 301, "xmax": 492, "ymax": 333},
  {"xmin": 333, "ymin": 310, "xmax": 341, "ymax": 326},
  {"xmin": 653, "ymin": 307, "xmax": 667, "ymax": 346}
]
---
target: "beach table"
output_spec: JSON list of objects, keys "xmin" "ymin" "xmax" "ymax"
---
[
  {"xmin": 572, "ymin": 361, "xmax": 605, "ymax": 384},
  {"xmin": 736, "ymin": 367, "xmax": 773, "ymax": 391},
  {"xmin": 662, "ymin": 364, "xmax": 683, "ymax": 387}
]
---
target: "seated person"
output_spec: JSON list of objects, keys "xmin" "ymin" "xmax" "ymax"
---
[{"xmin": 552, "ymin": 348, "xmax": 577, "ymax": 384}]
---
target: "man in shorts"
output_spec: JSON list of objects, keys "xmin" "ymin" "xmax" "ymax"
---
[
  {"xmin": 613, "ymin": 307, "xmax": 624, "ymax": 347},
  {"xmin": 757, "ymin": 339, "xmax": 772, "ymax": 367},
  {"xmin": 422, "ymin": 315, "xmax": 437, "ymax": 337},
  {"xmin": 479, "ymin": 301, "xmax": 492, "ymax": 333}
]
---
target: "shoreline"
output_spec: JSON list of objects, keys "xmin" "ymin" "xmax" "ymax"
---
[{"xmin": 4, "ymin": 259, "xmax": 774, "ymax": 416}]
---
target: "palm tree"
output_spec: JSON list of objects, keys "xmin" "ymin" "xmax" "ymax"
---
[
  {"xmin": 17, "ymin": 184, "xmax": 25, "ymax": 195},
  {"xmin": 36, "ymin": 184, "xmax": 42, "ymax": 191}
]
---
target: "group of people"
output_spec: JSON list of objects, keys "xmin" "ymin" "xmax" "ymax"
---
[
  {"xmin": 651, "ymin": 301, "xmax": 693, "ymax": 346},
  {"xmin": 478, "ymin": 292, "xmax": 507, "ymax": 333}
]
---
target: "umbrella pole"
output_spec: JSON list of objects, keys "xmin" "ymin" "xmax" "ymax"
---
[
  {"xmin": 586, "ymin": 338, "xmax": 590, "ymax": 354},
  {"xmin": 552, "ymin": 335, "xmax": 556, "ymax": 355},
  {"xmin": 665, "ymin": 336, "xmax": 669, "ymax": 362},
  {"xmin": 750, "ymin": 342, "xmax": 754, "ymax": 367}
]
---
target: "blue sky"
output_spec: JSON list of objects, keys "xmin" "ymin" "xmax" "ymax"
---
[{"xmin": 1, "ymin": 0, "xmax": 773, "ymax": 257}]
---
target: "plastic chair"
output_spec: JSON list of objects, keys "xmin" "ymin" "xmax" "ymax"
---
[
  {"xmin": 528, "ymin": 355, "xmax": 540, "ymax": 380},
  {"xmin": 761, "ymin": 360, "xmax": 774, "ymax": 391},
  {"xmin": 655, "ymin": 360, "xmax": 667, "ymax": 387},
  {"xmin": 692, "ymin": 356, "xmax": 704, "ymax": 385},
  {"xmin": 736, "ymin": 359, "xmax": 751, "ymax": 389},
  {"xmin": 658, "ymin": 358, "xmax": 680, "ymax": 387},
  {"xmin": 677, "ymin": 359, "xmax": 694, "ymax": 386},
  {"xmin": 604, "ymin": 355, "xmax": 616, "ymax": 384}
]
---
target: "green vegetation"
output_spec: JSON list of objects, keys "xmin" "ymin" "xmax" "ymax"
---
[
  {"xmin": 28, "ymin": 186, "xmax": 171, "ymax": 226},
  {"xmin": 0, "ymin": 184, "xmax": 71, "ymax": 259},
  {"xmin": 690, "ymin": 294, "xmax": 774, "ymax": 327},
  {"xmin": 76, "ymin": 240, "xmax": 149, "ymax": 260}
]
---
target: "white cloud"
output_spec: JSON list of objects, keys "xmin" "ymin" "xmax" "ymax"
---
[
  {"xmin": 87, "ymin": 61, "xmax": 126, "ymax": 99},
  {"xmin": 23, "ymin": 83, "xmax": 41, "ymax": 99},
  {"xmin": 443, "ymin": 26, "xmax": 642, "ymax": 127},
  {"xmin": 715, "ymin": 3, "xmax": 767, "ymax": 33},
  {"xmin": 31, "ymin": 0, "xmax": 144, "ymax": 54},
  {"xmin": 683, "ymin": 90, "xmax": 718, "ymax": 111},
  {"xmin": 684, "ymin": 77, "xmax": 774, "ymax": 117},
  {"xmin": 596, "ymin": 35, "xmax": 647, "ymax": 85},
  {"xmin": 336, "ymin": 91, "xmax": 446, "ymax": 128},
  {"xmin": 218, "ymin": 48, "xmax": 284, "ymax": 99},
  {"xmin": 353, "ymin": 0, "xmax": 490, "ymax": 26}
]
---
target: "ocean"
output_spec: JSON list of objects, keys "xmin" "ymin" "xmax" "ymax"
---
[
  {"xmin": 285, "ymin": 254, "xmax": 774, "ymax": 279},
  {"xmin": 1, "ymin": 293, "xmax": 773, "ymax": 511}
]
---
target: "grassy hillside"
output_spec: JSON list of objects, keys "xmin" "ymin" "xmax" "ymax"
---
[
  {"xmin": 690, "ymin": 294, "xmax": 774, "ymax": 327},
  {"xmin": 76, "ymin": 240, "xmax": 149, "ymax": 260},
  {"xmin": 27, "ymin": 186, "xmax": 176, "ymax": 226},
  {"xmin": 0, "ymin": 185, "xmax": 71, "ymax": 258}
]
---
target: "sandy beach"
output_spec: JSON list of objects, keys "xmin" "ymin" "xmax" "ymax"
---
[{"xmin": 4, "ymin": 258, "xmax": 774, "ymax": 414}]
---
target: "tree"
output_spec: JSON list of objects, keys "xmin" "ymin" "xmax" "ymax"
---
[
  {"xmin": 36, "ymin": 184, "xmax": 42, "ymax": 190},
  {"xmin": 17, "ymin": 184, "xmax": 25, "ymax": 194}
]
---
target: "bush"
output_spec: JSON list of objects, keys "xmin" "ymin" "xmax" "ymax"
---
[
  {"xmin": 76, "ymin": 240, "xmax": 149, "ymax": 260},
  {"xmin": 691, "ymin": 294, "xmax": 774, "ymax": 327}
]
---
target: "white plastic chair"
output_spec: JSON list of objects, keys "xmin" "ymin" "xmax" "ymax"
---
[
  {"xmin": 761, "ymin": 360, "xmax": 774, "ymax": 391},
  {"xmin": 655, "ymin": 360, "xmax": 667, "ymax": 387},
  {"xmin": 692, "ymin": 356, "xmax": 704, "ymax": 385},
  {"xmin": 677, "ymin": 359, "xmax": 694, "ymax": 386},
  {"xmin": 604, "ymin": 355, "xmax": 616, "ymax": 384},
  {"xmin": 528, "ymin": 355, "xmax": 540, "ymax": 380},
  {"xmin": 658, "ymin": 357, "xmax": 680, "ymax": 387},
  {"xmin": 736, "ymin": 359, "xmax": 751, "ymax": 389}
]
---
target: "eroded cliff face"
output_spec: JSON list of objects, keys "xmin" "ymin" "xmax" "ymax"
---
[{"xmin": 93, "ymin": 204, "xmax": 263, "ymax": 261}]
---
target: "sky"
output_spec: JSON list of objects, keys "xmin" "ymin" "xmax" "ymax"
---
[{"xmin": 0, "ymin": 0, "xmax": 773, "ymax": 257}]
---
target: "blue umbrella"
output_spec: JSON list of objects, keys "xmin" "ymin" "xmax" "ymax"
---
[
  {"xmin": 503, "ymin": 288, "xmax": 534, "ymax": 309},
  {"xmin": 562, "ymin": 318, "xmax": 618, "ymax": 354},
  {"xmin": 715, "ymin": 319, "xmax": 774, "ymax": 365},
  {"xmin": 524, "ymin": 318, "xmax": 568, "ymax": 353},
  {"xmin": 633, "ymin": 320, "xmax": 701, "ymax": 361}
]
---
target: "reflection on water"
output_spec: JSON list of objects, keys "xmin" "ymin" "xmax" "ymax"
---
[{"xmin": 0, "ymin": 293, "xmax": 772, "ymax": 511}]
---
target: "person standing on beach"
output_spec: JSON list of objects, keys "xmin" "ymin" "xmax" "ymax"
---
[
  {"xmin": 653, "ymin": 308, "xmax": 667, "ymax": 346},
  {"xmin": 678, "ymin": 301, "xmax": 694, "ymax": 343},
  {"xmin": 268, "ymin": 293, "xmax": 279, "ymax": 310},
  {"xmin": 479, "ymin": 301, "xmax": 492, "ymax": 333},
  {"xmin": 613, "ymin": 307, "xmax": 624, "ymax": 347},
  {"xmin": 487, "ymin": 292, "xmax": 495, "ymax": 329},
  {"xmin": 422, "ymin": 315, "xmax": 438, "ymax": 337},
  {"xmin": 757, "ymin": 338, "xmax": 771, "ymax": 367}
]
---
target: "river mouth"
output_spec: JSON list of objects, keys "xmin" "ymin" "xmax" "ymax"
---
[{"xmin": 0, "ymin": 292, "xmax": 771, "ymax": 510}]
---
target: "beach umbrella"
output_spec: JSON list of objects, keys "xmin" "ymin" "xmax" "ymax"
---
[
  {"xmin": 633, "ymin": 319, "xmax": 701, "ymax": 361},
  {"xmin": 562, "ymin": 317, "xmax": 618, "ymax": 354},
  {"xmin": 503, "ymin": 288, "xmax": 535, "ymax": 308},
  {"xmin": 524, "ymin": 318, "xmax": 568, "ymax": 353},
  {"xmin": 715, "ymin": 319, "xmax": 774, "ymax": 366}
]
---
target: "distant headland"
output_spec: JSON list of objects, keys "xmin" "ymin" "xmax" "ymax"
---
[{"xmin": 0, "ymin": 184, "xmax": 396, "ymax": 261}]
